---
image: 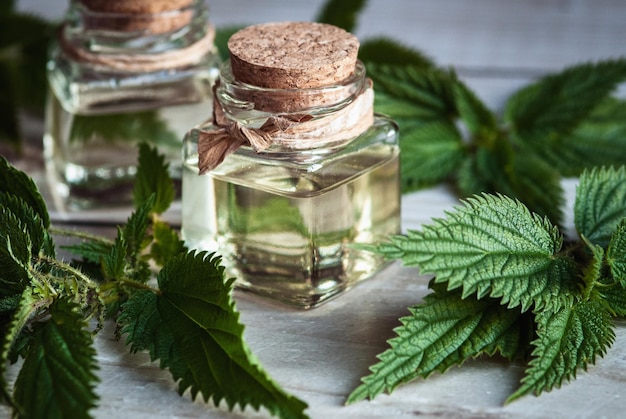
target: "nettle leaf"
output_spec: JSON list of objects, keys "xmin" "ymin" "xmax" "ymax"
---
[
  {"xmin": 0, "ymin": 191, "xmax": 50, "ymax": 259},
  {"xmin": 457, "ymin": 147, "xmax": 565, "ymax": 225},
  {"xmin": 62, "ymin": 240, "xmax": 112, "ymax": 265},
  {"xmin": 399, "ymin": 120, "xmax": 465, "ymax": 192},
  {"xmin": 453, "ymin": 78, "xmax": 496, "ymax": 136},
  {"xmin": 119, "ymin": 290, "xmax": 202, "ymax": 387},
  {"xmin": 505, "ymin": 58, "xmax": 626, "ymax": 142},
  {"xmin": 347, "ymin": 291, "xmax": 523, "ymax": 404},
  {"xmin": 607, "ymin": 219, "xmax": 626, "ymax": 286},
  {"xmin": 119, "ymin": 290, "xmax": 162, "ymax": 357},
  {"xmin": 580, "ymin": 239, "xmax": 606, "ymax": 303},
  {"xmin": 574, "ymin": 166, "xmax": 626, "ymax": 248},
  {"xmin": 150, "ymin": 219, "xmax": 186, "ymax": 267},
  {"xmin": 505, "ymin": 153, "xmax": 565, "ymax": 227},
  {"xmin": 0, "ymin": 1, "xmax": 14, "ymax": 15},
  {"xmin": 0, "ymin": 157, "xmax": 49, "ymax": 227},
  {"xmin": 600, "ymin": 284, "xmax": 626, "ymax": 317},
  {"xmin": 133, "ymin": 143, "xmax": 175, "ymax": 215},
  {"xmin": 315, "ymin": 0, "xmax": 367, "ymax": 32},
  {"xmin": 360, "ymin": 37, "xmax": 434, "ymax": 67},
  {"xmin": 507, "ymin": 300, "xmax": 615, "ymax": 403},
  {"xmin": 367, "ymin": 64, "xmax": 457, "ymax": 122},
  {"xmin": 0, "ymin": 13, "xmax": 50, "ymax": 50},
  {"xmin": 155, "ymin": 251, "xmax": 308, "ymax": 419},
  {"xmin": 373, "ymin": 194, "xmax": 579, "ymax": 312},
  {"xmin": 102, "ymin": 232, "xmax": 127, "ymax": 280},
  {"xmin": 13, "ymin": 298, "xmax": 99, "ymax": 419},
  {"xmin": 123, "ymin": 194, "xmax": 155, "ymax": 257},
  {"xmin": 0, "ymin": 206, "xmax": 34, "ymax": 297},
  {"xmin": 0, "ymin": 288, "xmax": 38, "ymax": 408},
  {"xmin": 525, "ymin": 98, "xmax": 626, "ymax": 177}
]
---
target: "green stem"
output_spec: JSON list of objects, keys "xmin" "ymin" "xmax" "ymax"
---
[
  {"xmin": 101, "ymin": 278, "xmax": 158, "ymax": 294},
  {"xmin": 49, "ymin": 226, "xmax": 114, "ymax": 245},
  {"xmin": 39, "ymin": 254, "xmax": 100, "ymax": 288}
]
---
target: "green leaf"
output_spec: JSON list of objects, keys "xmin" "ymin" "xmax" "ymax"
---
[
  {"xmin": 453, "ymin": 78, "xmax": 496, "ymax": 136},
  {"xmin": 607, "ymin": 219, "xmax": 626, "ymax": 286},
  {"xmin": 0, "ymin": 157, "xmax": 49, "ymax": 227},
  {"xmin": 13, "ymin": 298, "xmax": 99, "ymax": 419},
  {"xmin": 373, "ymin": 194, "xmax": 579, "ymax": 312},
  {"xmin": 0, "ymin": 1, "xmax": 15, "ymax": 15},
  {"xmin": 579, "ymin": 237, "xmax": 607, "ymax": 303},
  {"xmin": 118, "ymin": 289, "xmax": 196, "ymax": 382},
  {"xmin": 574, "ymin": 166, "xmax": 626, "ymax": 248},
  {"xmin": 0, "ymin": 14, "xmax": 50, "ymax": 49},
  {"xmin": 366, "ymin": 64, "xmax": 457, "ymax": 122},
  {"xmin": 359, "ymin": 37, "xmax": 434, "ymax": 67},
  {"xmin": 0, "ymin": 205, "xmax": 33, "ymax": 297},
  {"xmin": 150, "ymin": 219, "xmax": 186, "ymax": 267},
  {"xmin": 0, "ymin": 191, "xmax": 50, "ymax": 259},
  {"xmin": 456, "ymin": 147, "xmax": 565, "ymax": 225},
  {"xmin": 505, "ymin": 58, "xmax": 626, "ymax": 142},
  {"xmin": 123, "ymin": 194, "xmax": 155, "ymax": 257},
  {"xmin": 102, "ymin": 232, "xmax": 127, "ymax": 280},
  {"xmin": 62, "ymin": 240, "xmax": 112, "ymax": 265},
  {"xmin": 600, "ymin": 284, "xmax": 626, "ymax": 317},
  {"xmin": 119, "ymin": 290, "xmax": 162, "ymax": 356},
  {"xmin": 156, "ymin": 251, "xmax": 308, "ymax": 419},
  {"xmin": 399, "ymin": 120, "xmax": 465, "ymax": 192},
  {"xmin": 133, "ymin": 143, "xmax": 175, "ymax": 215},
  {"xmin": 347, "ymin": 291, "xmax": 523, "ymax": 404},
  {"xmin": 522, "ymin": 98, "xmax": 626, "ymax": 177},
  {"xmin": 315, "ymin": 0, "xmax": 367, "ymax": 32},
  {"xmin": 0, "ymin": 288, "xmax": 38, "ymax": 409},
  {"xmin": 507, "ymin": 300, "xmax": 614, "ymax": 403}
]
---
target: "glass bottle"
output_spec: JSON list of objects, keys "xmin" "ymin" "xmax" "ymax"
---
[
  {"xmin": 181, "ymin": 22, "xmax": 401, "ymax": 308},
  {"xmin": 44, "ymin": 0, "xmax": 220, "ymax": 210}
]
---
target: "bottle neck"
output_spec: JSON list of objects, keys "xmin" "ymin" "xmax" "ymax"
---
[
  {"xmin": 63, "ymin": 0, "xmax": 209, "ymax": 54},
  {"xmin": 195, "ymin": 60, "xmax": 375, "ymax": 174}
]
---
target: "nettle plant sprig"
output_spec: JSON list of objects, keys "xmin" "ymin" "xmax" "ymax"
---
[
  {"xmin": 357, "ymin": 52, "xmax": 626, "ymax": 226},
  {"xmin": 0, "ymin": 145, "xmax": 308, "ymax": 419},
  {"xmin": 348, "ymin": 166, "xmax": 626, "ymax": 403},
  {"xmin": 344, "ymin": 36, "xmax": 626, "ymax": 402}
]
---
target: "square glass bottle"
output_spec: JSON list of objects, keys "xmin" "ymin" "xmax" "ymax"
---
[
  {"xmin": 181, "ymin": 22, "xmax": 401, "ymax": 308},
  {"xmin": 44, "ymin": 0, "xmax": 220, "ymax": 209}
]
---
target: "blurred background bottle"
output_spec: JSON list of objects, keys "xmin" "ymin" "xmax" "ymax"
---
[{"xmin": 44, "ymin": 0, "xmax": 220, "ymax": 210}]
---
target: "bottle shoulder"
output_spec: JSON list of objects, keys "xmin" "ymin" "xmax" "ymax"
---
[{"xmin": 47, "ymin": 46, "xmax": 219, "ymax": 114}]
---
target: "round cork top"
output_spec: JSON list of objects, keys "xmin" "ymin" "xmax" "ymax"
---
[{"xmin": 227, "ymin": 22, "xmax": 359, "ymax": 89}]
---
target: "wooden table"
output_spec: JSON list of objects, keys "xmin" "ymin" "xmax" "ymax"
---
[{"xmin": 5, "ymin": 1, "xmax": 626, "ymax": 417}]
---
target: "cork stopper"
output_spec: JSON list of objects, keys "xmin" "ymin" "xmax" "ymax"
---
[
  {"xmin": 78, "ymin": 0, "xmax": 194, "ymax": 34},
  {"xmin": 227, "ymin": 22, "xmax": 360, "ymax": 89}
]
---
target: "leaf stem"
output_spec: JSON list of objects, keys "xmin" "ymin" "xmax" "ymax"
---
[{"xmin": 49, "ymin": 226, "xmax": 114, "ymax": 245}]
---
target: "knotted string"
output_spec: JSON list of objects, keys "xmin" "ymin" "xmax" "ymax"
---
[
  {"xmin": 197, "ymin": 79, "xmax": 374, "ymax": 174},
  {"xmin": 59, "ymin": 23, "xmax": 216, "ymax": 73}
]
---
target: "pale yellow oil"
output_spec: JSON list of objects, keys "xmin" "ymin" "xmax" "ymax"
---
[
  {"xmin": 44, "ymin": 93, "xmax": 211, "ymax": 208},
  {"xmin": 182, "ymin": 144, "xmax": 400, "ymax": 308}
]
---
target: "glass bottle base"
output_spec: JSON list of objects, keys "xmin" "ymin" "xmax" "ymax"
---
[{"xmin": 182, "ymin": 151, "xmax": 401, "ymax": 309}]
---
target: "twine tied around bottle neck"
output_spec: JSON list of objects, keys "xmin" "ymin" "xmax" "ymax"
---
[
  {"xmin": 58, "ymin": 23, "xmax": 216, "ymax": 73},
  {"xmin": 196, "ymin": 79, "xmax": 375, "ymax": 175}
]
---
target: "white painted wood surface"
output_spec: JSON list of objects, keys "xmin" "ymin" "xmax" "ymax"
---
[{"xmin": 5, "ymin": 1, "xmax": 626, "ymax": 418}]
